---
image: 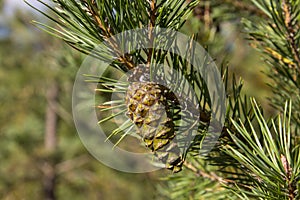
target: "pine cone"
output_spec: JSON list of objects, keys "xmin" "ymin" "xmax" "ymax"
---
[{"xmin": 125, "ymin": 65, "xmax": 184, "ymax": 172}]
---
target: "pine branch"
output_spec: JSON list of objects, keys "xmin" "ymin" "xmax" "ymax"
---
[
  {"xmin": 224, "ymin": 100, "xmax": 299, "ymax": 199},
  {"xmin": 28, "ymin": 0, "xmax": 300, "ymax": 199},
  {"xmin": 83, "ymin": 0, "xmax": 135, "ymax": 69},
  {"xmin": 282, "ymin": 0, "xmax": 300, "ymax": 72},
  {"xmin": 281, "ymin": 154, "xmax": 296, "ymax": 200},
  {"xmin": 243, "ymin": 0, "xmax": 300, "ymax": 126},
  {"xmin": 147, "ymin": 0, "xmax": 156, "ymax": 66},
  {"xmin": 183, "ymin": 161, "xmax": 251, "ymax": 189}
]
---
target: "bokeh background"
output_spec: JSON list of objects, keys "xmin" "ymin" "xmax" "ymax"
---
[{"xmin": 0, "ymin": 0, "xmax": 274, "ymax": 199}]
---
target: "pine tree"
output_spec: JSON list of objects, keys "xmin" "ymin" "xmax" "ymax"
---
[{"xmin": 28, "ymin": 0, "xmax": 300, "ymax": 199}]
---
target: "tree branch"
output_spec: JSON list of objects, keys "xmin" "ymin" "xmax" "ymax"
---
[
  {"xmin": 183, "ymin": 161, "xmax": 251, "ymax": 189},
  {"xmin": 85, "ymin": 0, "xmax": 135, "ymax": 69},
  {"xmin": 282, "ymin": 0, "xmax": 300, "ymax": 74},
  {"xmin": 147, "ymin": 0, "xmax": 157, "ymax": 66}
]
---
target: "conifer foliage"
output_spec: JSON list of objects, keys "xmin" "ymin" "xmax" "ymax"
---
[{"xmin": 29, "ymin": 0, "xmax": 300, "ymax": 199}]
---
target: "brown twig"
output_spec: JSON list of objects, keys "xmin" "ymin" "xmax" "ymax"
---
[
  {"xmin": 147, "ymin": 0, "xmax": 157, "ymax": 66},
  {"xmin": 184, "ymin": 161, "xmax": 252, "ymax": 189},
  {"xmin": 281, "ymin": 154, "xmax": 296, "ymax": 200},
  {"xmin": 282, "ymin": 0, "xmax": 300, "ymax": 74}
]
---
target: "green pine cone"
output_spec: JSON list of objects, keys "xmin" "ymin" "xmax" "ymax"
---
[{"xmin": 125, "ymin": 65, "xmax": 184, "ymax": 172}]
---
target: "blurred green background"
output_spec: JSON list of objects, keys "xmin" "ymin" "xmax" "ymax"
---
[{"xmin": 0, "ymin": 0, "xmax": 274, "ymax": 199}]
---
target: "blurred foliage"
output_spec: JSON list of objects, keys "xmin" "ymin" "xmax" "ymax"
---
[{"xmin": 182, "ymin": 0, "xmax": 274, "ymax": 114}]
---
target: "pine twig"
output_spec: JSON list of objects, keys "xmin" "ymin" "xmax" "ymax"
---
[
  {"xmin": 183, "ymin": 161, "xmax": 251, "ymax": 189},
  {"xmin": 147, "ymin": 0, "xmax": 157, "ymax": 66},
  {"xmin": 282, "ymin": 0, "xmax": 300, "ymax": 74},
  {"xmin": 85, "ymin": 0, "xmax": 135, "ymax": 69},
  {"xmin": 281, "ymin": 154, "xmax": 296, "ymax": 200}
]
